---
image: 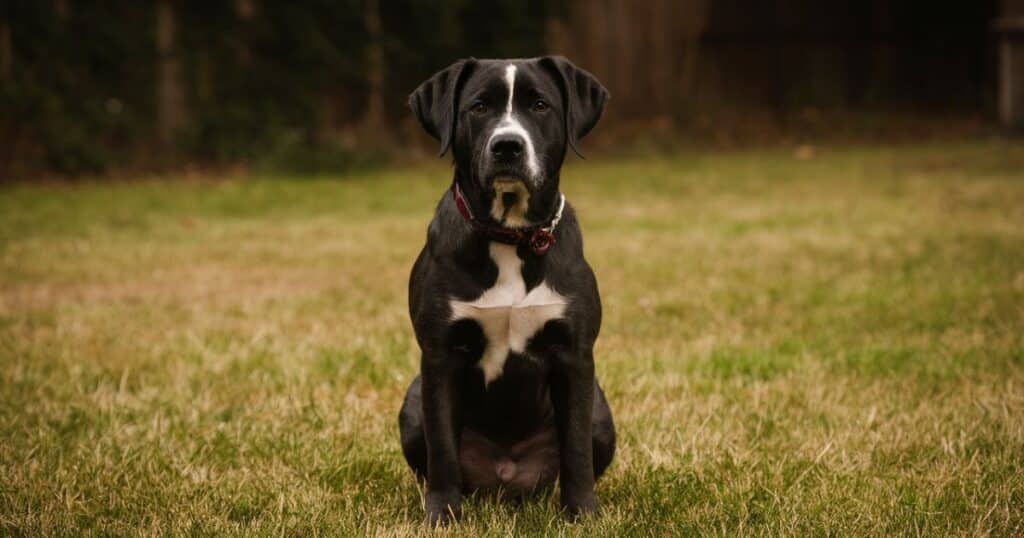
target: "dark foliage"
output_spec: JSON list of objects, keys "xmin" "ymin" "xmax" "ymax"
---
[{"xmin": 0, "ymin": 0, "xmax": 1002, "ymax": 178}]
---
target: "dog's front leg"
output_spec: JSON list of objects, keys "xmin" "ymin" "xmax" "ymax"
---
[
  {"xmin": 420, "ymin": 349, "xmax": 463, "ymax": 525},
  {"xmin": 550, "ymin": 349, "xmax": 598, "ymax": 518}
]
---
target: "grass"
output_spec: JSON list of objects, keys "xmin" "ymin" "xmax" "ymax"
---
[{"xmin": 2, "ymin": 141, "xmax": 1023, "ymax": 536}]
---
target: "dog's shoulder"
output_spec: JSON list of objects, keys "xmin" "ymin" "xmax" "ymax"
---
[{"xmin": 424, "ymin": 191, "xmax": 473, "ymax": 256}]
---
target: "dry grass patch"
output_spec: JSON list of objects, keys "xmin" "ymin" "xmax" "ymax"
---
[{"xmin": 2, "ymin": 141, "xmax": 1023, "ymax": 535}]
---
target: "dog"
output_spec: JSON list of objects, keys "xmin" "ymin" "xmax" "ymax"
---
[{"xmin": 398, "ymin": 56, "xmax": 615, "ymax": 525}]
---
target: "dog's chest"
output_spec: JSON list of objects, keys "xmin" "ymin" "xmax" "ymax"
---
[{"xmin": 449, "ymin": 243, "xmax": 567, "ymax": 385}]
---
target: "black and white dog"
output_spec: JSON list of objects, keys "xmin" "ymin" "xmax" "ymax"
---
[{"xmin": 398, "ymin": 57, "xmax": 615, "ymax": 525}]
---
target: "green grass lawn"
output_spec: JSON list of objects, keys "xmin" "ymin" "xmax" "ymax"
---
[{"xmin": 2, "ymin": 141, "xmax": 1023, "ymax": 536}]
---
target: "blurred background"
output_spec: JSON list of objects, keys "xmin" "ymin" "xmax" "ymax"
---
[
  {"xmin": 3, "ymin": 3, "xmax": 1024, "ymax": 533},
  {"xmin": 1, "ymin": 0, "xmax": 1021, "ymax": 178}
]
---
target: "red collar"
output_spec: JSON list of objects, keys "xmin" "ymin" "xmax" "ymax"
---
[{"xmin": 451, "ymin": 180, "xmax": 565, "ymax": 255}]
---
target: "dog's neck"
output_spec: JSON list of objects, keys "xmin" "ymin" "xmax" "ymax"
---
[
  {"xmin": 451, "ymin": 171, "xmax": 565, "ymax": 256},
  {"xmin": 452, "ymin": 170, "xmax": 561, "ymax": 230}
]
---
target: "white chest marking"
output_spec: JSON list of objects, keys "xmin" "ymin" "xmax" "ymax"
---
[
  {"xmin": 449, "ymin": 243, "xmax": 568, "ymax": 385},
  {"xmin": 487, "ymin": 64, "xmax": 541, "ymax": 180}
]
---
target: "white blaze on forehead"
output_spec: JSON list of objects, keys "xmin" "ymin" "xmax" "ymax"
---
[
  {"xmin": 504, "ymin": 64, "xmax": 517, "ymax": 114},
  {"xmin": 487, "ymin": 64, "xmax": 541, "ymax": 180}
]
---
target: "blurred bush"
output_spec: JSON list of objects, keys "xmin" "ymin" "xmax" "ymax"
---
[
  {"xmin": 0, "ymin": 0, "xmax": 554, "ymax": 178},
  {"xmin": 0, "ymin": 0, "xmax": 998, "ymax": 179}
]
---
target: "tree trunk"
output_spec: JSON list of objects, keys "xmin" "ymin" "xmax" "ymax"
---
[
  {"xmin": 997, "ymin": 0, "xmax": 1024, "ymax": 128},
  {"xmin": 0, "ymin": 20, "xmax": 11, "ymax": 83},
  {"xmin": 675, "ymin": 0, "xmax": 708, "ymax": 117},
  {"xmin": 156, "ymin": 0, "xmax": 185, "ymax": 146},
  {"xmin": 362, "ymin": 0, "xmax": 386, "ymax": 133}
]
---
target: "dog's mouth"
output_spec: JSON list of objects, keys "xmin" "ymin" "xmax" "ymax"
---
[{"xmin": 489, "ymin": 176, "xmax": 532, "ymax": 228}]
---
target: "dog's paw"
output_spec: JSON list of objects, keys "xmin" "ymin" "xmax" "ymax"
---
[
  {"xmin": 561, "ymin": 490, "xmax": 599, "ymax": 521},
  {"xmin": 424, "ymin": 489, "xmax": 462, "ymax": 526}
]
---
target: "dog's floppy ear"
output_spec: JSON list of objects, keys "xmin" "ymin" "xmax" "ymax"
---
[
  {"xmin": 539, "ymin": 56, "xmax": 609, "ymax": 157},
  {"xmin": 409, "ymin": 58, "xmax": 477, "ymax": 157}
]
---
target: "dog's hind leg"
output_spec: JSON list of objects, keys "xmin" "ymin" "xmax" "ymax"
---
[
  {"xmin": 398, "ymin": 375, "xmax": 428, "ymax": 481},
  {"xmin": 592, "ymin": 380, "xmax": 616, "ymax": 479}
]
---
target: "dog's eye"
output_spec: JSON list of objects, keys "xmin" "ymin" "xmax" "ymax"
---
[
  {"xmin": 469, "ymin": 101, "xmax": 488, "ymax": 115},
  {"xmin": 531, "ymin": 99, "xmax": 550, "ymax": 113}
]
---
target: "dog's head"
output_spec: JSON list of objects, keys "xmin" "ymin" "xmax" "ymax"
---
[{"xmin": 410, "ymin": 57, "xmax": 608, "ymax": 228}]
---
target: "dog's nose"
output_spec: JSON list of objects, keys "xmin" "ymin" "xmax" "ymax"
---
[{"xmin": 490, "ymin": 135, "xmax": 524, "ymax": 161}]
